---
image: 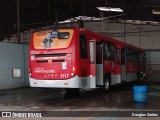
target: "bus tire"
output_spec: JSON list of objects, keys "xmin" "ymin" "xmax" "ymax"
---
[{"xmin": 103, "ymin": 74, "xmax": 111, "ymax": 92}]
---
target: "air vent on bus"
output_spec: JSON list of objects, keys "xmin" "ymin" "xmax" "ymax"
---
[
  {"xmin": 52, "ymin": 60, "xmax": 65, "ymax": 62},
  {"xmin": 36, "ymin": 60, "xmax": 48, "ymax": 63},
  {"xmin": 35, "ymin": 54, "xmax": 66, "ymax": 58}
]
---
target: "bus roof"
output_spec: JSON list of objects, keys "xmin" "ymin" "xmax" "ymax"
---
[{"xmin": 32, "ymin": 26, "xmax": 143, "ymax": 51}]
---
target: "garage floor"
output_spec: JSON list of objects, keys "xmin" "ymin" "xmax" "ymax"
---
[{"xmin": 0, "ymin": 82, "xmax": 160, "ymax": 120}]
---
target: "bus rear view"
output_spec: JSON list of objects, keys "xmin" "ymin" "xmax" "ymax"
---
[
  {"xmin": 29, "ymin": 28, "xmax": 78, "ymax": 88},
  {"xmin": 29, "ymin": 26, "xmax": 145, "ymax": 92}
]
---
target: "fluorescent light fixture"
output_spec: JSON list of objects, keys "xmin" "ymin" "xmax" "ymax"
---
[
  {"xmin": 152, "ymin": 10, "xmax": 160, "ymax": 15},
  {"xmin": 97, "ymin": 7, "xmax": 123, "ymax": 12}
]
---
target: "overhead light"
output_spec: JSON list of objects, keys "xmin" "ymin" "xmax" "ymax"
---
[
  {"xmin": 152, "ymin": 10, "xmax": 160, "ymax": 15},
  {"xmin": 97, "ymin": 7, "xmax": 123, "ymax": 12}
]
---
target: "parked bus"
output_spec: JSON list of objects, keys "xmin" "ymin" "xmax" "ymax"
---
[{"xmin": 29, "ymin": 26, "xmax": 145, "ymax": 91}]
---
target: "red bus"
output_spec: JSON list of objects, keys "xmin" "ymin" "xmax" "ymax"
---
[{"xmin": 29, "ymin": 26, "xmax": 145, "ymax": 91}]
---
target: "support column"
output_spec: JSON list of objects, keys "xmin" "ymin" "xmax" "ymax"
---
[{"xmin": 17, "ymin": 0, "xmax": 21, "ymax": 43}]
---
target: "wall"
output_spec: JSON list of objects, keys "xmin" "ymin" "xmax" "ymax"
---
[
  {"xmin": 0, "ymin": 42, "xmax": 29, "ymax": 90},
  {"xmin": 145, "ymin": 51, "xmax": 160, "ymax": 82},
  {"xmin": 83, "ymin": 21, "xmax": 160, "ymax": 82},
  {"xmin": 58, "ymin": 21, "xmax": 160, "ymax": 49},
  {"xmin": 83, "ymin": 21, "xmax": 160, "ymax": 49}
]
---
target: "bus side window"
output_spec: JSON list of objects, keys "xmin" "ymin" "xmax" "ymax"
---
[
  {"xmin": 104, "ymin": 42, "xmax": 115, "ymax": 60},
  {"xmin": 134, "ymin": 50, "xmax": 137, "ymax": 63},
  {"xmin": 130, "ymin": 49, "xmax": 133, "ymax": 62},
  {"xmin": 116, "ymin": 48, "xmax": 121, "ymax": 65},
  {"xmin": 121, "ymin": 48, "xmax": 125, "ymax": 65},
  {"xmin": 79, "ymin": 34, "xmax": 88, "ymax": 59},
  {"xmin": 137, "ymin": 52, "xmax": 140, "ymax": 63},
  {"xmin": 104, "ymin": 43, "xmax": 108, "ymax": 60},
  {"xmin": 89, "ymin": 41, "xmax": 95, "ymax": 63},
  {"xmin": 126, "ymin": 48, "xmax": 130, "ymax": 62},
  {"xmin": 96, "ymin": 44, "xmax": 102, "ymax": 64}
]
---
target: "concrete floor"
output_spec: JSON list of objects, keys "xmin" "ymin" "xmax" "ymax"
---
[{"xmin": 0, "ymin": 82, "xmax": 160, "ymax": 120}]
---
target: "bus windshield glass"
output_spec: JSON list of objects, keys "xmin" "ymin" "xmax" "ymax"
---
[{"xmin": 33, "ymin": 29, "xmax": 73, "ymax": 49}]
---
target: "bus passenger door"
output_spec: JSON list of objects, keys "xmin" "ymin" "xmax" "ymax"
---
[
  {"xmin": 96, "ymin": 43, "xmax": 103, "ymax": 86},
  {"xmin": 121, "ymin": 48, "xmax": 126, "ymax": 81},
  {"xmin": 89, "ymin": 40, "xmax": 96, "ymax": 88}
]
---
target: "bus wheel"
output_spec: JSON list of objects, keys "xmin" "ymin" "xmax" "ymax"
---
[{"xmin": 104, "ymin": 75, "xmax": 111, "ymax": 92}]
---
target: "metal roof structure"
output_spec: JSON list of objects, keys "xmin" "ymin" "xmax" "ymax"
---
[{"xmin": 1, "ymin": 0, "xmax": 160, "ymax": 40}]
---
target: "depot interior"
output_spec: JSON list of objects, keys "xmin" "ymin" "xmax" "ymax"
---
[{"xmin": 1, "ymin": 0, "xmax": 160, "ymax": 113}]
